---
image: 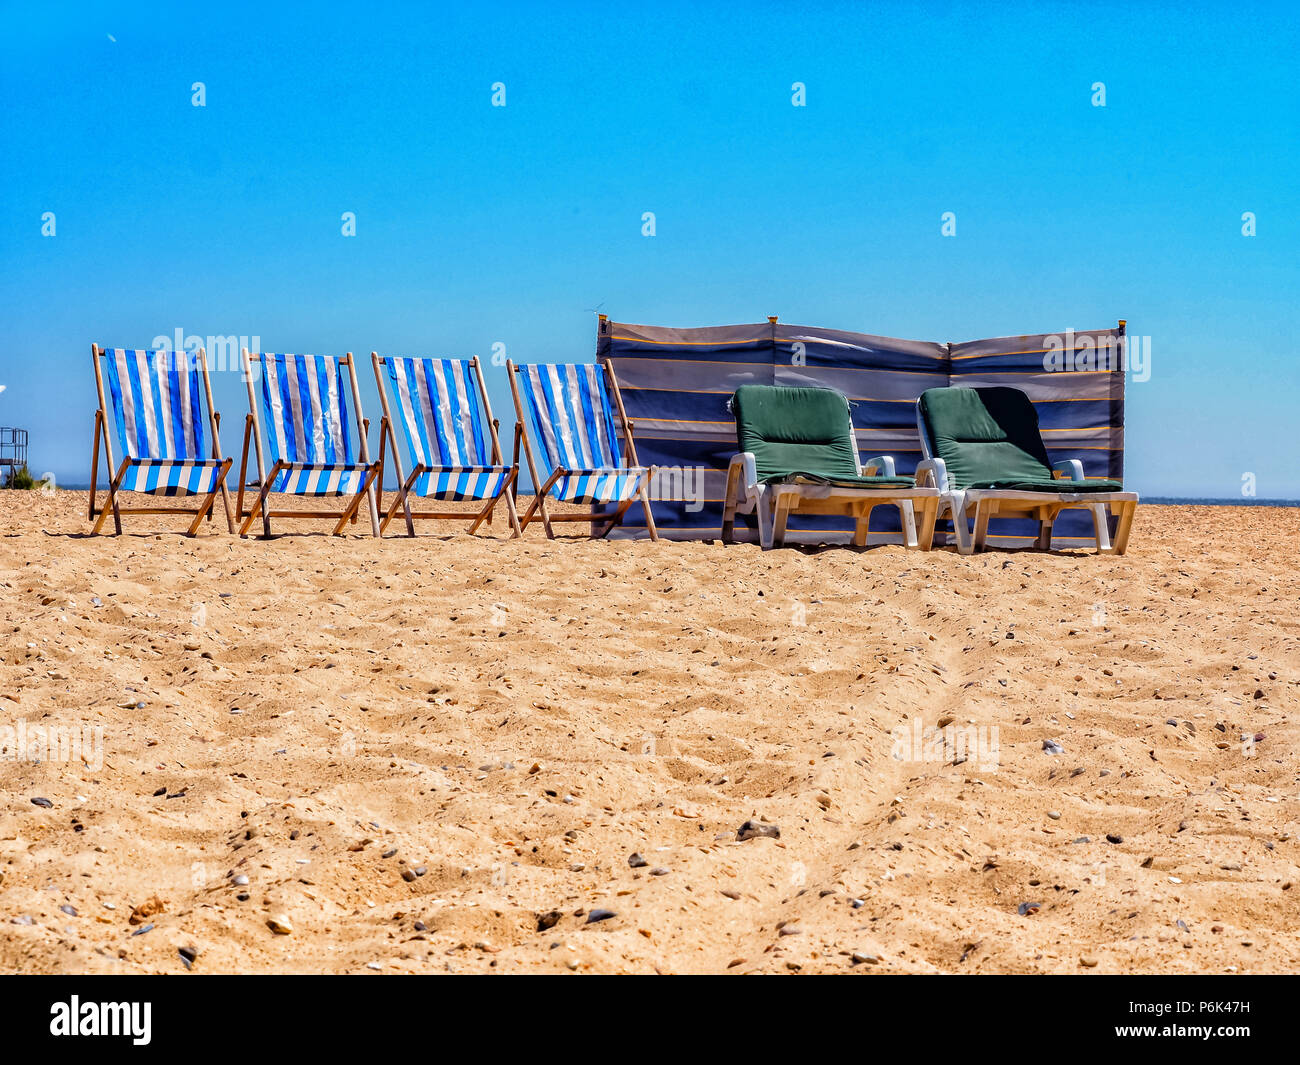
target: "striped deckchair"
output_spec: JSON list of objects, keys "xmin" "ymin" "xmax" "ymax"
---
[
  {"xmin": 507, "ymin": 360, "xmax": 657, "ymax": 539},
  {"xmin": 89, "ymin": 345, "xmax": 233, "ymax": 535},
  {"xmin": 236, "ymin": 351, "xmax": 381, "ymax": 537},
  {"xmin": 371, "ymin": 353, "xmax": 521, "ymax": 537}
]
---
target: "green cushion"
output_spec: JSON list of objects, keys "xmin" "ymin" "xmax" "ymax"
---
[
  {"xmin": 775, "ymin": 472, "xmax": 917, "ymax": 489},
  {"xmin": 733, "ymin": 385, "xmax": 863, "ymax": 484},
  {"xmin": 964, "ymin": 477, "xmax": 1126, "ymax": 493},
  {"xmin": 918, "ymin": 386, "xmax": 1122, "ymax": 493}
]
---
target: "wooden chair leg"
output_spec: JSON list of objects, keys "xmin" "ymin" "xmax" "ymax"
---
[
  {"xmin": 239, "ymin": 464, "xmax": 281, "ymax": 537},
  {"xmin": 88, "ymin": 411, "xmax": 102, "ymax": 522},
  {"xmin": 502, "ymin": 471, "xmax": 522, "ymax": 538},
  {"xmin": 93, "ymin": 460, "xmax": 130, "ymax": 535}
]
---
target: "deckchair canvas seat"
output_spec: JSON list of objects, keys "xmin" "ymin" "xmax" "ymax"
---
[
  {"xmin": 269, "ymin": 463, "xmax": 374, "ymax": 496},
  {"xmin": 372, "ymin": 355, "xmax": 520, "ymax": 536},
  {"xmin": 89, "ymin": 346, "xmax": 234, "ymax": 535},
  {"xmin": 722, "ymin": 385, "xmax": 941, "ymax": 550},
  {"xmin": 916, "ymin": 385, "xmax": 1138, "ymax": 554}
]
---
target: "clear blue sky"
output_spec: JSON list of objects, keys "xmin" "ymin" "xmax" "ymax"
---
[{"xmin": 1, "ymin": 1, "xmax": 1296, "ymax": 497}]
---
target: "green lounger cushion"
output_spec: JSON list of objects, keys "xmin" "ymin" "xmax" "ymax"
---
[
  {"xmin": 964, "ymin": 476, "xmax": 1126, "ymax": 493},
  {"xmin": 732, "ymin": 385, "xmax": 913, "ymax": 487},
  {"xmin": 918, "ymin": 386, "xmax": 1124, "ymax": 493}
]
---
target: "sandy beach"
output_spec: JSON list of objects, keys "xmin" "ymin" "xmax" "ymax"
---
[{"xmin": 1, "ymin": 491, "xmax": 1296, "ymax": 974}]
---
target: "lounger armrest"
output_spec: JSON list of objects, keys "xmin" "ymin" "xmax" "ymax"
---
[
  {"xmin": 914, "ymin": 458, "xmax": 948, "ymax": 492},
  {"xmin": 862, "ymin": 455, "xmax": 897, "ymax": 477},
  {"xmin": 1052, "ymin": 459, "xmax": 1086, "ymax": 481},
  {"xmin": 727, "ymin": 451, "xmax": 759, "ymax": 494}
]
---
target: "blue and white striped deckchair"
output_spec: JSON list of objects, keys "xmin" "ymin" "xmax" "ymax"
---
[
  {"xmin": 236, "ymin": 351, "xmax": 381, "ymax": 537},
  {"xmin": 371, "ymin": 354, "xmax": 521, "ymax": 537},
  {"xmin": 89, "ymin": 345, "xmax": 233, "ymax": 535},
  {"xmin": 507, "ymin": 360, "xmax": 657, "ymax": 539}
]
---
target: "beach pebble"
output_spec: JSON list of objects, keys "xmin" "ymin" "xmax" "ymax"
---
[
  {"xmin": 11, "ymin": 915, "xmax": 34, "ymax": 925},
  {"xmin": 537, "ymin": 910, "xmax": 562, "ymax": 932},
  {"xmin": 178, "ymin": 946, "xmax": 198, "ymax": 969},
  {"xmin": 402, "ymin": 869, "xmax": 417, "ymax": 882},
  {"xmin": 1017, "ymin": 902, "xmax": 1041, "ymax": 916},
  {"xmin": 628, "ymin": 852, "xmax": 648, "ymax": 868},
  {"xmin": 131, "ymin": 923, "xmax": 154, "ymax": 936},
  {"xmin": 266, "ymin": 915, "xmax": 293, "ymax": 935},
  {"xmin": 233, "ymin": 874, "xmax": 249, "ymax": 887},
  {"xmin": 30, "ymin": 797, "xmax": 53, "ymax": 808},
  {"xmin": 737, "ymin": 820, "xmax": 780, "ymax": 841},
  {"xmin": 649, "ymin": 867, "xmax": 670, "ymax": 876},
  {"xmin": 586, "ymin": 908, "xmax": 616, "ymax": 924},
  {"xmin": 59, "ymin": 904, "xmax": 77, "ymax": 917},
  {"xmin": 1047, "ymin": 811, "xmax": 1061, "ymax": 820},
  {"xmin": 851, "ymin": 952, "xmax": 879, "ymax": 965},
  {"xmin": 1042, "ymin": 740, "xmax": 1064, "ymax": 755},
  {"xmin": 1106, "ymin": 834, "xmax": 1123, "ymax": 844},
  {"xmin": 1079, "ymin": 956, "xmax": 1099, "ymax": 968}
]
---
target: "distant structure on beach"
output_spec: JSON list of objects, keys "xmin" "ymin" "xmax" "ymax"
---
[{"xmin": 1, "ymin": 427, "xmax": 29, "ymax": 477}]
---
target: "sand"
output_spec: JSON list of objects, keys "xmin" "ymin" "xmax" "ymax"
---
[{"xmin": 0, "ymin": 490, "xmax": 1296, "ymax": 974}]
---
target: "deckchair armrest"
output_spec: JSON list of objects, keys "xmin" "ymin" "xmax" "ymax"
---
[
  {"xmin": 862, "ymin": 455, "xmax": 896, "ymax": 477},
  {"xmin": 1052, "ymin": 459, "xmax": 1086, "ymax": 481},
  {"xmin": 914, "ymin": 458, "xmax": 948, "ymax": 492}
]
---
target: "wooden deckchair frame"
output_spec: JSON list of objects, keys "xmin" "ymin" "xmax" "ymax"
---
[
  {"xmin": 370, "ymin": 353, "xmax": 521, "ymax": 538},
  {"xmin": 235, "ymin": 350, "xmax": 381, "ymax": 537},
  {"xmin": 506, "ymin": 359, "xmax": 658, "ymax": 540},
  {"xmin": 88, "ymin": 344, "xmax": 234, "ymax": 536}
]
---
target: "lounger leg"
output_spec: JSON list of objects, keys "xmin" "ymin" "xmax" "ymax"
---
[
  {"xmin": 915, "ymin": 496, "xmax": 938, "ymax": 552},
  {"xmin": 949, "ymin": 492, "xmax": 975, "ymax": 555},
  {"xmin": 1036, "ymin": 513, "xmax": 1054, "ymax": 550},
  {"xmin": 1091, "ymin": 502, "xmax": 1114, "ymax": 554},
  {"xmin": 720, "ymin": 463, "xmax": 742, "ymax": 543},
  {"xmin": 753, "ymin": 487, "xmax": 774, "ymax": 549},
  {"xmin": 972, "ymin": 500, "xmax": 993, "ymax": 552},
  {"xmin": 898, "ymin": 500, "xmax": 918, "ymax": 548},
  {"xmin": 771, "ymin": 494, "xmax": 792, "ymax": 549},
  {"xmin": 1111, "ymin": 500, "xmax": 1136, "ymax": 555},
  {"xmin": 852, "ymin": 504, "xmax": 874, "ymax": 547}
]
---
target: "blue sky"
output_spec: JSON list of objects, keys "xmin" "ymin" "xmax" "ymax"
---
[{"xmin": 1, "ymin": 1, "xmax": 1296, "ymax": 497}]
